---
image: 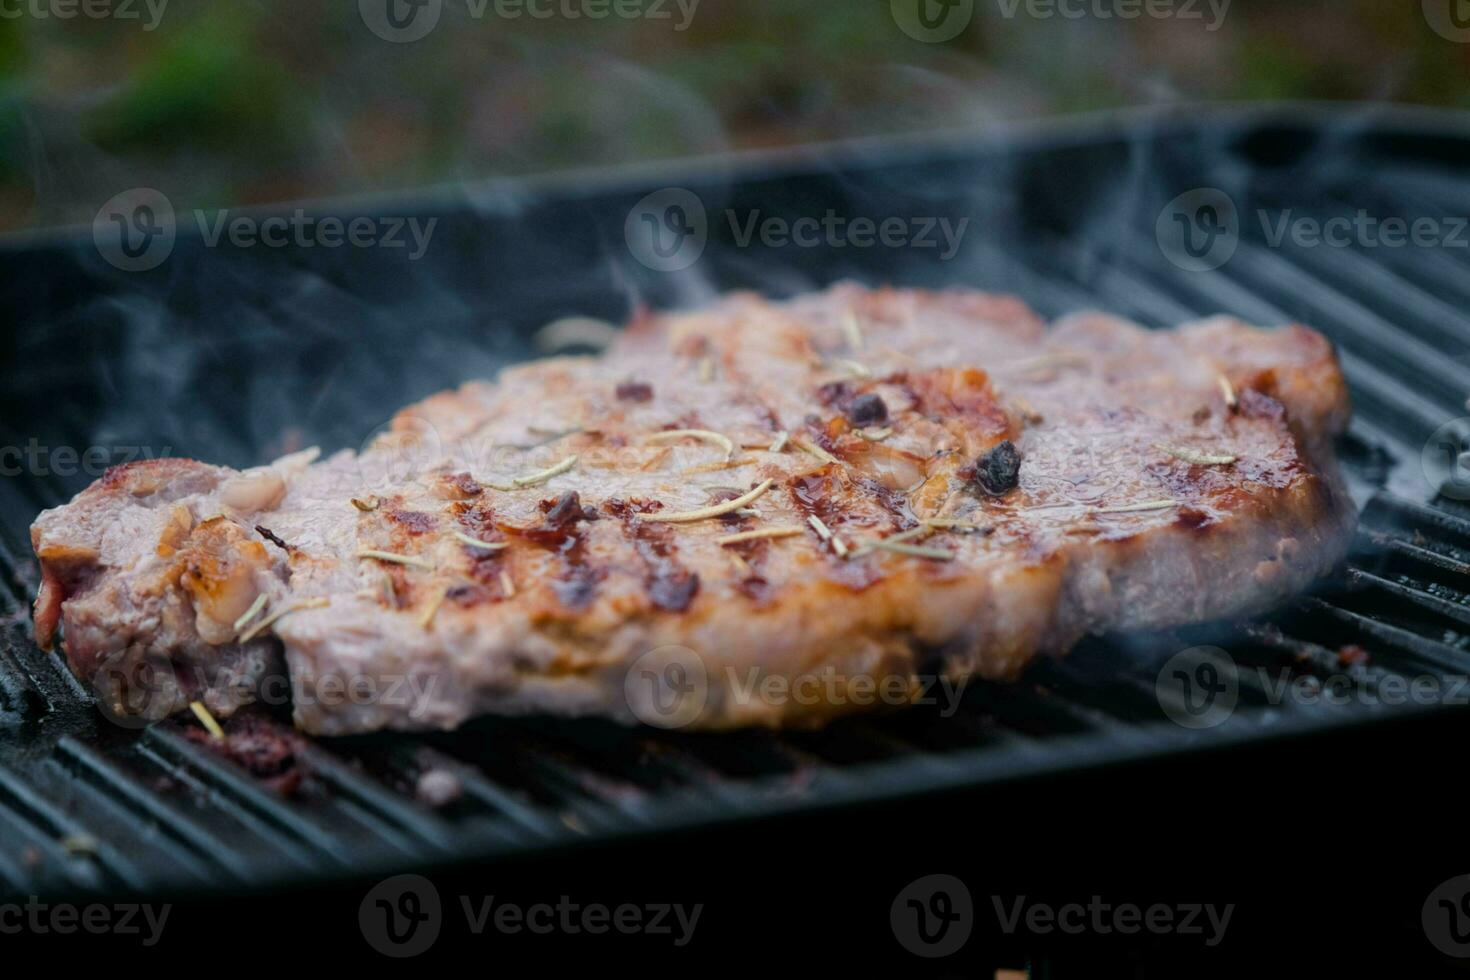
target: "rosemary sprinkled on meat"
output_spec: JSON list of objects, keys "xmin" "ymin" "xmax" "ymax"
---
[
  {"xmin": 645, "ymin": 429, "xmax": 735, "ymax": 459},
  {"xmin": 533, "ymin": 316, "xmax": 619, "ymax": 352},
  {"xmin": 238, "ymin": 597, "xmax": 330, "ymax": 643},
  {"xmin": 832, "ymin": 359, "xmax": 871, "ymax": 380},
  {"xmin": 487, "ymin": 454, "xmax": 580, "ymax": 491},
  {"xmin": 452, "ymin": 531, "xmax": 509, "ymax": 551},
  {"xmin": 357, "ymin": 549, "xmax": 436, "ymax": 570},
  {"xmin": 189, "ymin": 701, "xmax": 225, "ymax": 740},
  {"xmin": 232, "ymin": 593, "xmax": 269, "ymax": 632},
  {"xmin": 806, "ymin": 514, "xmax": 850, "ymax": 557},
  {"xmin": 1093, "ymin": 499, "xmax": 1181, "ymax": 515},
  {"xmin": 419, "ymin": 586, "xmax": 448, "ymax": 629},
  {"xmin": 924, "ymin": 518, "xmax": 990, "ymax": 533},
  {"xmin": 793, "ymin": 435, "xmax": 840, "ymax": 466},
  {"xmin": 768, "ymin": 431, "xmax": 790, "ymax": 453},
  {"xmin": 869, "ymin": 539, "xmax": 955, "ymax": 561},
  {"xmin": 683, "ymin": 457, "xmax": 756, "ymax": 476},
  {"xmin": 1154, "ymin": 444, "xmax": 1238, "ymax": 466},
  {"xmin": 715, "ymin": 526, "xmax": 806, "ymax": 546},
  {"xmin": 1217, "ymin": 374, "xmax": 1238, "ymax": 409},
  {"xmin": 644, "ymin": 480, "xmax": 775, "ymax": 524}
]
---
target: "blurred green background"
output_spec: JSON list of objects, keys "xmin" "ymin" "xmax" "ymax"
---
[{"xmin": 0, "ymin": 0, "xmax": 1465, "ymax": 232}]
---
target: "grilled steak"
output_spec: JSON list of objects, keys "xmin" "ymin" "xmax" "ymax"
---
[{"xmin": 31, "ymin": 284, "xmax": 1356, "ymax": 734}]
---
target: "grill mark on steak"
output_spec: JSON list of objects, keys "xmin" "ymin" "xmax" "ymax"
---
[
  {"xmin": 605, "ymin": 498, "xmax": 701, "ymax": 613},
  {"xmin": 501, "ymin": 492, "xmax": 604, "ymax": 612}
]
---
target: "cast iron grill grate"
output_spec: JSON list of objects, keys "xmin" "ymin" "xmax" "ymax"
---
[{"xmin": 2, "ymin": 108, "xmax": 1469, "ymax": 898}]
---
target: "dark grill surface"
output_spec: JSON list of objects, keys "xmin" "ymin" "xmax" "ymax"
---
[{"xmin": 3, "ymin": 106, "xmax": 1470, "ymax": 900}]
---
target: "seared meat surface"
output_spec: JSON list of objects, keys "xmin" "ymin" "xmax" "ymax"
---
[{"xmin": 31, "ymin": 284, "xmax": 1355, "ymax": 733}]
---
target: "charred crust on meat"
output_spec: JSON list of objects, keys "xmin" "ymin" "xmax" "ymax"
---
[
  {"xmin": 846, "ymin": 393, "xmax": 889, "ymax": 427},
  {"xmin": 1238, "ymin": 388, "xmax": 1287, "ymax": 421},
  {"xmin": 440, "ymin": 472, "xmax": 482, "ymax": 498},
  {"xmin": 969, "ymin": 440, "xmax": 1023, "ymax": 496},
  {"xmin": 541, "ymin": 491, "xmax": 600, "ymax": 527},
  {"xmin": 615, "ymin": 381, "xmax": 654, "ymax": 402},
  {"xmin": 254, "ymin": 525, "xmax": 295, "ymax": 553},
  {"xmin": 817, "ymin": 380, "xmax": 855, "ymax": 409},
  {"xmin": 386, "ymin": 510, "xmax": 437, "ymax": 535},
  {"xmin": 182, "ymin": 711, "xmax": 307, "ymax": 795},
  {"xmin": 1175, "ymin": 506, "xmax": 1213, "ymax": 530}
]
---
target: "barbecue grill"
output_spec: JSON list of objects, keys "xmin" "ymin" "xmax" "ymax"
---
[{"xmin": 3, "ymin": 104, "xmax": 1470, "ymax": 969}]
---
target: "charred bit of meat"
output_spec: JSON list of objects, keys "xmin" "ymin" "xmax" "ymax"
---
[
  {"xmin": 970, "ymin": 440, "xmax": 1023, "ymax": 496},
  {"xmin": 616, "ymin": 381, "xmax": 654, "ymax": 402},
  {"xmin": 846, "ymin": 393, "xmax": 889, "ymax": 427}
]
